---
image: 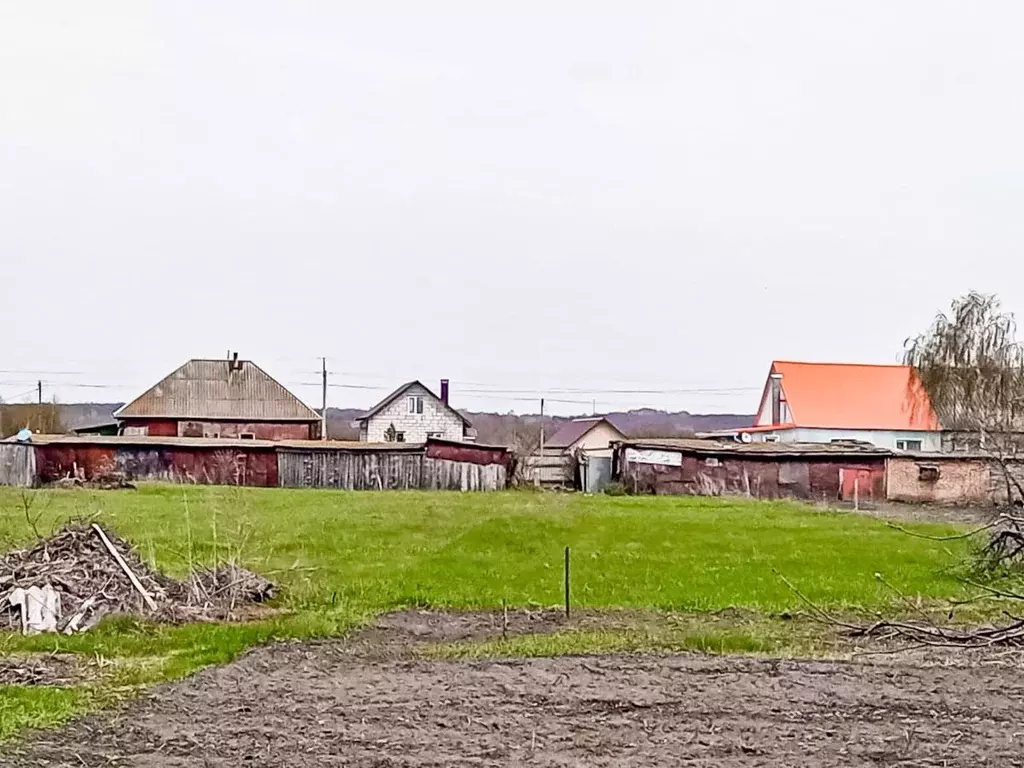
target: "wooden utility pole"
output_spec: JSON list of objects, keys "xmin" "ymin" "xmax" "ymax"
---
[
  {"xmin": 37, "ymin": 380, "xmax": 42, "ymax": 404},
  {"xmin": 320, "ymin": 358, "xmax": 328, "ymax": 441},
  {"xmin": 537, "ymin": 398, "xmax": 545, "ymax": 487}
]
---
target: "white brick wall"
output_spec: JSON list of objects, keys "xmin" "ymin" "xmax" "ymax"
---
[{"xmin": 363, "ymin": 383, "xmax": 466, "ymax": 443}]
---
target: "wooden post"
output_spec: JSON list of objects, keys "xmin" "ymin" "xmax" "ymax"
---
[
  {"xmin": 537, "ymin": 398, "xmax": 545, "ymax": 487},
  {"xmin": 320, "ymin": 357, "xmax": 328, "ymax": 441},
  {"xmin": 854, "ymin": 477, "xmax": 860, "ymax": 511},
  {"xmin": 564, "ymin": 545, "xmax": 570, "ymax": 619}
]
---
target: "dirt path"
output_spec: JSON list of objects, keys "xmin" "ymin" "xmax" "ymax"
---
[{"xmin": 5, "ymin": 612, "xmax": 1024, "ymax": 767}]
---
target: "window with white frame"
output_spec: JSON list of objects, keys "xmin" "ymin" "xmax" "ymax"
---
[
  {"xmin": 408, "ymin": 396, "xmax": 424, "ymax": 414},
  {"xmin": 896, "ymin": 439, "xmax": 923, "ymax": 451},
  {"xmin": 427, "ymin": 431, "xmax": 444, "ymax": 439}
]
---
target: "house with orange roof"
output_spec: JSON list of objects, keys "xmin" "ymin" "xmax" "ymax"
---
[{"xmin": 729, "ymin": 361, "xmax": 943, "ymax": 452}]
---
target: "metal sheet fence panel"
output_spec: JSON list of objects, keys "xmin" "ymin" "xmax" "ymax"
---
[{"xmin": 0, "ymin": 444, "xmax": 36, "ymax": 487}]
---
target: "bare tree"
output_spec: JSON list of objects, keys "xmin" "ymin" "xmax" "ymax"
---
[{"xmin": 904, "ymin": 291, "xmax": 1024, "ymax": 436}]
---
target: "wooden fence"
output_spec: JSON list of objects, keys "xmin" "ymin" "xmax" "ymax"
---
[
  {"xmin": 0, "ymin": 444, "xmax": 36, "ymax": 487},
  {"xmin": 277, "ymin": 450, "xmax": 507, "ymax": 491}
]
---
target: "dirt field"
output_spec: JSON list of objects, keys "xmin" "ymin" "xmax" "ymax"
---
[{"xmin": 5, "ymin": 611, "xmax": 1024, "ymax": 767}]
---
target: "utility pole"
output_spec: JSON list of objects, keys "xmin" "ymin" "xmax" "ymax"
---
[
  {"xmin": 320, "ymin": 358, "xmax": 328, "ymax": 441},
  {"xmin": 37, "ymin": 380, "xmax": 42, "ymax": 405},
  {"xmin": 537, "ymin": 397, "xmax": 545, "ymax": 487}
]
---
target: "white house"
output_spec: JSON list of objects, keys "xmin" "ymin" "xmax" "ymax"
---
[
  {"xmin": 718, "ymin": 360, "xmax": 943, "ymax": 452},
  {"xmin": 355, "ymin": 379, "xmax": 475, "ymax": 443}
]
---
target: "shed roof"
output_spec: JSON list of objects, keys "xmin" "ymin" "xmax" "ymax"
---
[
  {"xmin": 618, "ymin": 437, "xmax": 892, "ymax": 457},
  {"xmin": 758, "ymin": 361, "xmax": 940, "ymax": 432},
  {"xmin": 545, "ymin": 417, "xmax": 625, "ymax": 449},
  {"xmin": 114, "ymin": 359, "xmax": 321, "ymax": 422},
  {"xmin": 355, "ymin": 380, "xmax": 472, "ymax": 427}
]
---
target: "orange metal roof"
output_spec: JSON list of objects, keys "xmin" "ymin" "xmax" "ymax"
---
[{"xmin": 765, "ymin": 361, "xmax": 940, "ymax": 431}]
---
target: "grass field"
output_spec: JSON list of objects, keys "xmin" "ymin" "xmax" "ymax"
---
[{"xmin": 0, "ymin": 485, "xmax": 973, "ymax": 738}]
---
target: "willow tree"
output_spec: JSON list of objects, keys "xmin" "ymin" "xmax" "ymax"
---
[{"xmin": 905, "ymin": 291, "xmax": 1024, "ymax": 443}]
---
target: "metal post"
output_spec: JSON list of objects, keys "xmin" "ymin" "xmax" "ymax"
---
[
  {"xmin": 564, "ymin": 546, "xmax": 571, "ymax": 619},
  {"xmin": 320, "ymin": 358, "xmax": 328, "ymax": 441}
]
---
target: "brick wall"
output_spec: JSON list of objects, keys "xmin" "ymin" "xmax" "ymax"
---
[
  {"xmin": 364, "ymin": 383, "xmax": 465, "ymax": 443},
  {"xmin": 886, "ymin": 456, "xmax": 994, "ymax": 505}
]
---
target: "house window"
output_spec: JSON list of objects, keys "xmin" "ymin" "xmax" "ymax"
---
[
  {"xmin": 704, "ymin": 457, "xmax": 721, "ymax": 467},
  {"xmin": 896, "ymin": 439, "xmax": 923, "ymax": 452},
  {"xmin": 763, "ymin": 435, "xmax": 780, "ymax": 443},
  {"xmin": 408, "ymin": 396, "xmax": 424, "ymax": 414},
  {"xmin": 918, "ymin": 464, "xmax": 940, "ymax": 482},
  {"xmin": 122, "ymin": 426, "xmax": 148, "ymax": 436},
  {"xmin": 427, "ymin": 432, "xmax": 444, "ymax": 439},
  {"xmin": 395, "ymin": 431, "xmax": 405, "ymax": 443},
  {"xmin": 239, "ymin": 432, "xmax": 256, "ymax": 440}
]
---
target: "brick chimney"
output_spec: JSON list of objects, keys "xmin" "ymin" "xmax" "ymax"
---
[{"xmin": 440, "ymin": 379, "xmax": 450, "ymax": 406}]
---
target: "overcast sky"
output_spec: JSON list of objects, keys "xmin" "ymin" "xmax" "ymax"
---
[{"xmin": 3, "ymin": 2, "xmax": 1023, "ymax": 416}]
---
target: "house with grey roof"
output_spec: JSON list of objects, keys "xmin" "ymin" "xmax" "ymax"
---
[
  {"xmin": 544, "ymin": 417, "xmax": 627, "ymax": 457},
  {"xmin": 114, "ymin": 353, "xmax": 322, "ymax": 440},
  {"xmin": 354, "ymin": 379, "xmax": 475, "ymax": 443}
]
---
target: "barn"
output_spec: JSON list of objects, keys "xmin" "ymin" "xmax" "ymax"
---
[{"xmin": 115, "ymin": 354, "xmax": 322, "ymax": 441}]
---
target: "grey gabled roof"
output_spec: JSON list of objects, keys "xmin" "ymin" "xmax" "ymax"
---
[
  {"xmin": 545, "ymin": 417, "xmax": 624, "ymax": 449},
  {"xmin": 114, "ymin": 359, "xmax": 321, "ymax": 422},
  {"xmin": 356, "ymin": 380, "xmax": 472, "ymax": 427}
]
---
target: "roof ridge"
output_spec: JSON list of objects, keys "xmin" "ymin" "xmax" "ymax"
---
[{"xmin": 773, "ymin": 360, "xmax": 910, "ymax": 369}]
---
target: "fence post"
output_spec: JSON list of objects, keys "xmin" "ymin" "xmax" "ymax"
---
[
  {"xmin": 854, "ymin": 477, "xmax": 859, "ymax": 511},
  {"xmin": 564, "ymin": 546, "xmax": 571, "ymax": 619}
]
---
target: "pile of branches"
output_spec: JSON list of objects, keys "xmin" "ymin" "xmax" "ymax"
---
[{"xmin": 0, "ymin": 522, "xmax": 276, "ymax": 632}]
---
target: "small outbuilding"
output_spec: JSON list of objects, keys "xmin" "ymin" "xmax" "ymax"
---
[{"xmin": 613, "ymin": 438, "xmax": 890, "ymax": 501}]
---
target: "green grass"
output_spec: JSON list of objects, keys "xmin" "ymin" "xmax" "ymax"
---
[{"xmin": 0, "ymin": 485, "xmax": 973, "ymax": 738}]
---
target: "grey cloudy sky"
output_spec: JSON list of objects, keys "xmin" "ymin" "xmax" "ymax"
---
[{"xmin": 2, "ymin": 1, "xmax": 1022, "ymax": 416}]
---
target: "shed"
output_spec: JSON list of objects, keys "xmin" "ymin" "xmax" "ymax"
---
[{"xmin": 614, "ymin": 438, "xmax": 890, "ymax": 501}]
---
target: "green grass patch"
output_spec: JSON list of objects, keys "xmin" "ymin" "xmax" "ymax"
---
[
  {"xmin": 0, "ymin": 485, "xmax": 977, "ymax": 738},
  {"xmin": 0, "ymin": 686, "xmax": 91, "ymax": 741}
]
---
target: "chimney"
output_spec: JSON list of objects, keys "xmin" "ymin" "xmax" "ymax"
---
[
  {"xmin": 770, "ymin": 373, "xmax": 783, "ymax": 424},
  {"xmin": 440, "ymin": 378, "xmax": 450, "ymax": 406},
  {"xmin": 230, "ymin": 351, "xmax": 240, "ymax": 371}
]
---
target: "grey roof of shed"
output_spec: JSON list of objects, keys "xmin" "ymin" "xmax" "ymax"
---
[
  {"xmin": 114, "ymin": 359, "xmax": 321, "ymax": 422},
  {"xmin": 545, "ymin": 417, "xmax": 625, "ymax": 449},
  {"xmin": 355, "ymin": 380, "xmax": 472, "ymax": 427},
  {"xmin": 617, "ymin": 437, "xmax": 892, "ymax": 457}
]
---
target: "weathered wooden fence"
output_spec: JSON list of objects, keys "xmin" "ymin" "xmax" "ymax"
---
[
  {"xmin": 421, "ymin": 457, "xmax": 506, "ymax": 491},
  {"xmin": 278, "ymin": 450, "xmax": 424, "ymax": 490},
  {"xmin": 0, "ymin": 444, "xmax": 36, "ymax": 487},
  {"xmin": 277, "ymin": 450, "xmax": 507, "ymax": 491}
]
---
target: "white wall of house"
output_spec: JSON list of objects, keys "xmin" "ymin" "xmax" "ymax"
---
[
  {"xmin": 362, "ymin": 383, "xmax": 466, "ymax": 443},
  {"xmin": 752, "ymin": 427, "xmax": 942, "ymax": 452},
  {"xmin": 568, "ymin": 421, "xmax": 627, "ymax": 455}
]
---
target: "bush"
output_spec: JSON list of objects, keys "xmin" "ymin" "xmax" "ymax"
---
[{"xmin": 603, "ymin": 481, "xmax": 628, "ymax": 497}]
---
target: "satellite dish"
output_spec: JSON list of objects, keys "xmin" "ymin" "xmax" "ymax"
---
[{"xmin": 739, "ymin": 432, "xmax": 753, "ymax": 444}]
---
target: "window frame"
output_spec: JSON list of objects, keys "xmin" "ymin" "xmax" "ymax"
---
[{"xmin": 896, "ymin": 439, "xmax": 923, "ymax": 452}]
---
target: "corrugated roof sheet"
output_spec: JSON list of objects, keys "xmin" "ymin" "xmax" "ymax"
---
[
  {"xmin": 114, "ymin": 359, "xmax": 321, "ymax": 422},
  {"xmin": 618, "ymin": 437, "xmax": 892, "ymax": 457},
  {"xmin": 761, "ymin": 361, "xmax": 940, "ymax": 431},
  {"xmin": 13, "ymin": 434, "xmax": 422, "ymax": 451}
]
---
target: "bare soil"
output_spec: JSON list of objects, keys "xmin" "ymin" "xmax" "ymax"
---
[
  {"xmin": 0, "ymin": 655, "xmax": 81, "ymax": 686},
  {"xmin": 5, "ymin": 611, "xmax": 1024, "ymax": 767}
]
